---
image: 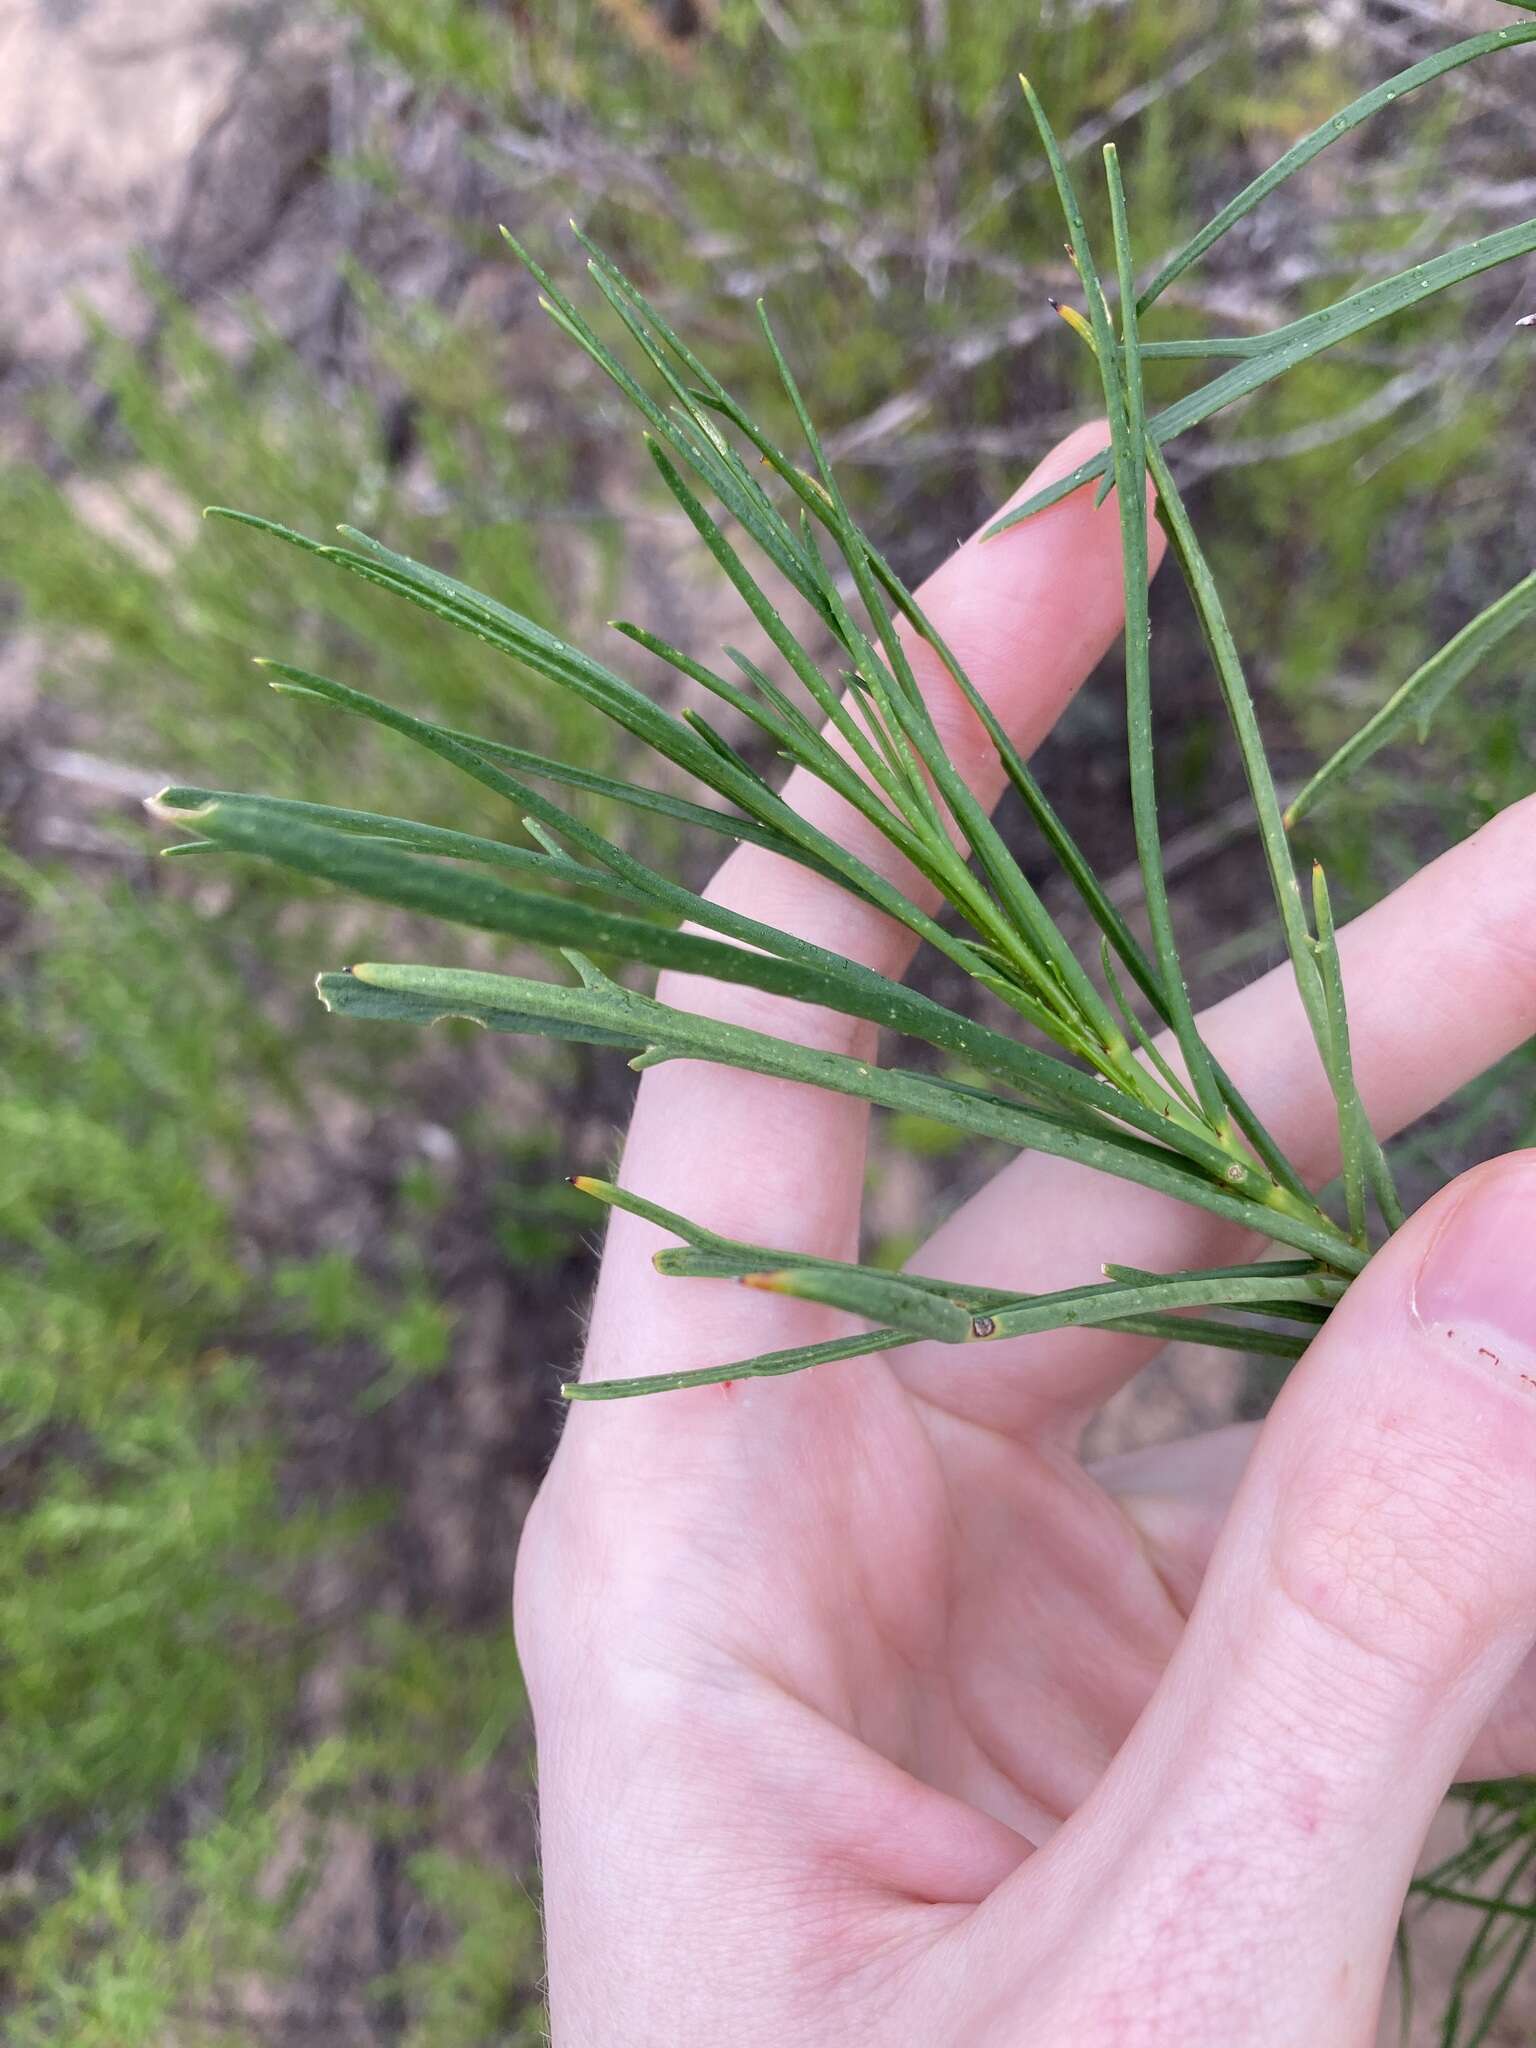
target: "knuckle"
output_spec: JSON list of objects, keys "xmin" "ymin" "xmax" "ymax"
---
[{"xmin": 1272, "ymin": 1418, "xmax": 1523, "ymax": 1690}]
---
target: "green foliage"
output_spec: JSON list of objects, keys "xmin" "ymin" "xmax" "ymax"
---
[
  {"xmin": 385, "ymin": 1852, "xmax": 544, "ymax": 2048},
  {"xmin": 341, "ymin": 0, "xmax": 1274, "ymax": 477},
  {"xmin": 170, "ymin": 90, "xmax": 1536, "ymax": 1391},
  {"xmin": 5, "ymin": 1769, "xmax": 310, "ymax": 2048},
  {"xmin": 2, "ymin": 286, "xmax": 603, "ymax": 807},
  {"xmin": 274, "ymin": 1247, "xmax": 457, "ymax": 1410},
  {"xmin": 337, "ymin": 0, "xmax": 1533, "ymax": 903},
  {"xmin": 0, "ymin": 868, "xmax": 323, "ymax": 1841},
  {"xmin": 4, "ymin": 1623, "xmax": 540, "ymax": 2046},
  {"xmin": 0, "ymin": 858, "xmax": 537, "ymax": 2036}
]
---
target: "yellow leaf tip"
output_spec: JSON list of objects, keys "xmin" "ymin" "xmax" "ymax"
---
[{"xmin": 1051, "ymin": 300, "xmax": 1097, "ymax": 348}]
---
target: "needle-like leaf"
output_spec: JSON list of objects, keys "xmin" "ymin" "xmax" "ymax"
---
[
  {"xmin": 321, "ymin": 961, "xmax": 1366, "ymax": 1269},
  {"xmin": 1285, "ymin": 570, "xmax": 1536, "ymax": 826},
  {"xmin": 152, "ymin": 787, "xmax": 662, "ymax": 907},
  {"xmin": 1138, "ymin": 25, "xmax": 1536, "ymax": 311},
  {"xmin": 167, "ymin": 46, "xmax": 1531, "ymax": 1440},
  {"xmin": 990, "ymin": 215, "xmax": 1536, "ymax": 533},
  {"xmin": 1309, "ymin": 863, "xmax": 1370, "ymax": 1245},
  {"xmin": 1102, "ymin": 140, "xmax": 1230, "ymax": 1136}
]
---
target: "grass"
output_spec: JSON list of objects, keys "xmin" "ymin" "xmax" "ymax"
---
[{"xmin": 0, "ymin": 855, "xmax": 552, "ymax": 2038}]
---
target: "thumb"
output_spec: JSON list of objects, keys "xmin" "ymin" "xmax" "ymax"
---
[{"xmin": 1004, "ymin": 1152, "xmax": 1536, "ymax": 2046}]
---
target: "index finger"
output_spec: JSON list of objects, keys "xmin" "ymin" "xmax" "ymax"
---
[{"xmin": 578, "ymin": 422, "xmax": 1162, "ymax": 1390}]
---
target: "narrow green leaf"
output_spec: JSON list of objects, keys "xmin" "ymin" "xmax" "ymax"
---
[
  {"xmin": 1285, "ymin": 569, "xmax": 1536, "ymax": 826},
  {"xmin": 989, "ymin": 214, "xmax": 1536, "ymax": 533},
  {"xmin": 565, "ymin": 1178, "xmax": 1312, "ymax": 1397},
  {"xmin": 438, "ymin": 729, "xmax": 820, "ymax": 863},
  {"xmin": 1012, "ymin": 106, "xmax": 1299, "ymax": 1181},
  {"xmin": 264, "ymin": 643, "xmax": 1006, "ymax": 1026},
  {"xmin": 1099, "ymin": 939, "xmax": 1201, "ymax": 1119},
  {"xmin": 744, "ymin": 1257, "xmax": 1337, "ymax": 1345},
  {"xmin": 332, "ymin": 961, "xmax": 1366, "ymax": 1270},
  {"xmin": 318, "ymin": 970, "xmax": 643, "ymax": 1048},
  {"xmin": 236, "ymin": 807, "xmax": 1271, "ymax": 1186},
  {"xmin": 1141, "ymin": 442, "xmax": 1344, "ymax": 1159},
  {"xmin": 560, "ymin": 1299, "xmax": 1312, "ymax": 1400},
  {"xmin": 503, "ymin": 227, "xmax": 830, "ymax": 626},
  {"xmin": 1310, "ymin": 864, "xmax": 1370, "ymax": 1245},
  {"xmin": 241, "ymin": 546, "xmax": 1039, "ymax": 1010},
  {"xmin": 1138, "ymin": 25, "xmax": 1536, "ymax": 310},
  {"xmin": 1136, "ymin": 337, "xmax": 1276, "ymax": 360},
  {"xmin": 745, "ymin": 1265, "xmax": 977, "ymax": 1341},
  {"xmin": 861, "ymin": 543, "xmax": 1310, "ymax": 1203},
  {"xmin": 748, "ymin": 299, "xmax": 1136, "ymax": 1063},
  {"xmin": 1104, "ymin": 141, "xmax": 1230, "ymax": 1135},
  {"xmin": 1313, "ymin": 865, "xmax": 1406, "ymax": 1236},
  {"xmin": 564, "ymin": 1326, "xmax": 904, "ymax": 1401},
  {"xmin": 640, "ymin": 438, "xmax": 926, "ymax": 828},
  {"xmin": 661, "ymin": 1248, "xmax": 1316, "ymax": 1355},
  {"xmin": 175, "ymin": 798, "xmax": 1102, "ymax": 1092},
  {"xmin": 215, "ymin": 513, "xmax": 735, "ymax": 787},
  {"xmin": 152, "ymin": 786, "xmax": 660, "ymax": 907}
]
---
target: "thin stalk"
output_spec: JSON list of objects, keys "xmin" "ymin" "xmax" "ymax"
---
[
  {"xmin": 1311, "ymin": 864, "xmax": 1374, "ymax": 1245},
  {"xmin": 1012, "ymin": 99, "xmax": 1316, "ymax": 1209},
  {"xmin": 862, "ymin": 538, "xmax": 1316, "ymax": 1209},
  {"xmin": 1100, "ymin": 939, "xmax": 1204, "ymax": 1120},
  {"xmin": 1142, "ymin": 445, "xmax": 1352, "ymax": 1195},
  {"xmin": 1285, "ymin": 569, "xmax": 1536, "ymax": 827},
  {"xmin": 1103, "ymin": 141, "xmax": 1230, "ymax": 1136}
]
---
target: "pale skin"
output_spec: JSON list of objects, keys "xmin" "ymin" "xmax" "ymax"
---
[{"xmin": 515, "ymin": 423, "xmax": 1536, "ymax": 2045}]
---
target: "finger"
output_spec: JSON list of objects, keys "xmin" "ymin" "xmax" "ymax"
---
[
  {"xmin": 897, "ymin": 791, "xmax": 1536, "ymax": 1436},
  {"xmin": 579, "ymin": 425, "xmax": 1162, "ymax": 1388},
  {"xmin": 982, "ymin": 1152, "xmax": 1536, "ymax": 2046}
]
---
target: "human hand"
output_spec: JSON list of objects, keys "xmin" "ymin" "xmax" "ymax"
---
[{"xmin": 515, "ymin": 424, "xmax": 1536, "ymax": 2046}]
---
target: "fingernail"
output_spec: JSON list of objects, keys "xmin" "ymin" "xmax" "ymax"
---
[{"xmin": 1414, "ymin": 1162, "xmax": 1536, "ymax": 1369}]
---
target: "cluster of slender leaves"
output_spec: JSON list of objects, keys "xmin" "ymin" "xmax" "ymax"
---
[{"xmin": 153, "ymin": 24, "xmax": 1536, "ymax": 1422}]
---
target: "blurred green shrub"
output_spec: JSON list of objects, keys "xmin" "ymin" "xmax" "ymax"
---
[{"xmin": 3, "ymin": 284, "xmax": 608, "ymax": 807}]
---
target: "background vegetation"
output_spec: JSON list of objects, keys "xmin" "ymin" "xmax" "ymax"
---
[{"xmin": 1, "ymin": 0, "xmax": 1532, "ymax": 2037}]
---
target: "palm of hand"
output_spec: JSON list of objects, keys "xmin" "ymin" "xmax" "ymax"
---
[{"xmin": 666, "ymin": 1358, "xmax": 1186, "ymax": 1853}]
